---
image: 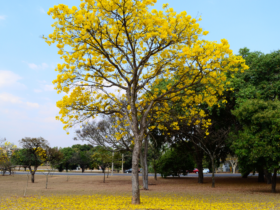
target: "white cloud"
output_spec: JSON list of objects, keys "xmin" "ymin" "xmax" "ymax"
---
[
  {"xmin": 38, "ymin": 103, "xmax": 58, "ymax": 116},
  {"xmin": 0, "ymin": 93, "xmax": 39, "ymax": 108},
  {"xmin": 0, "ymin": 15, "xmax": 6, "ymax": 20},
  {"xmin": 0, "ymin": 70, "xmax": 25, "ymax": 88},
  {"xmin": 39, "ymin": 7, "xmax": 46, "ymax": 14},
  {"xmin": 24, "ymin": 62, "xmax": 49, "ymax": 70},
  {"xmin": 40, "ymin": 97, "xmax": 50, "ymax": 101},
  {"xmin": 41, "ymin": 63, "xmax": 49, "ymax": 69},
  {"xmin": 44, "ymin": 84, "xmax": 55, "ymax": 91},
  {"xmin": 38, "ymin": 80, "xmax": 47, "ymax": 84},
  {"xmin": 28, "ymin": 63, "xmax": 38, "ymax": 69},
  {"xmin": 26, "ymin": 102, "xmax": 39, "ymax": 108},
  {"xmin": 43, "ymin": 117, "xmax": 57, "ymax": 123},
  {"xmin": 34, "ymin": 81, "xmax": 55, "ymax": 92},
  {"xmin": 0, "ymin": 93, "xmax": 22, "ymax": 104},
  {"xmin": 34, "ymin": 89, "xmax": 42, "ymax": 93}
]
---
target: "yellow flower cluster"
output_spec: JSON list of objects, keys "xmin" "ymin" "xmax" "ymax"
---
[
  {"xmin": 44, "ymin": 0, "xmax": 248, "ymax": 139},
  {"xmin": 1, "ymin": 195, "xmax": 277, "ymax": 210}
]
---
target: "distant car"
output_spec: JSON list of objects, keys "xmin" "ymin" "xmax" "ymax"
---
[
  {"xmin": 193, "ymin": 168, "xmax": 199, "ymax": 173},
  {"xmin": 203, "ymin": 168, "xmax": 210, "ymax": 173},
  {"xmin": 125, "ymin": 169, "xmax": 132, "ymax": 173},
  {"xmin": 192, "ymin": 168, "xmax": 210, "ymax": 174},
  {"xmin": 124, "ymin": 168, "xmax": 140, "ymax": 173}
]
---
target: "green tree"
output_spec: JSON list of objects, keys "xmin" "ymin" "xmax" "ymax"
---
[
  {"xmin": 51, "ymin": 147, "xmax": 76, "ymax": 172},
  {"xmin": 92, "ymin": 147, "xmax": 114, "ymax": 183},
  {"xmin": 72, "ymin": 144, "xmax": 93, "ymax": 152},
  {"xmin": 158, "ymin": 142, "xmax": 194, "ymax": 178},
  {"xmin": 18, "ymin": 137, "xmax": 63, "ymax": 183},
  {"xmin": 232, "ymin": 100, "xmax": 280, "ymax": 192},
  {"xmin": 229, "ymin": 48, "xmax": 280, "ymax": 192},
  {"xmin": 72, "ymin": 149, "xmax": 94, "ymax": 173},
  {"xmin": 147, "ymin": 128, "xmax": 166, "ymax": 181},
  {"xmin": 11, "ymin": 149, "xmax": 29, "ymax": 171}
]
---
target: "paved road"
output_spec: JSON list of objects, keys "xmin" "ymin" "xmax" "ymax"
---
[{"xmin": 13, "ymin": 171, "xmax": 259, "ymax": 177}]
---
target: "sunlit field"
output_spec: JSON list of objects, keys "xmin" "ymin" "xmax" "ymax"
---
[{"xmin": 1, "ymin": 174, "xmax": 280, "ymax": 209}]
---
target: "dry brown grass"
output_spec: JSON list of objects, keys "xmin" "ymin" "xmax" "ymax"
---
[{"xmin": 1, "ymin": 174, "xmax": 280, "ymax": 203}]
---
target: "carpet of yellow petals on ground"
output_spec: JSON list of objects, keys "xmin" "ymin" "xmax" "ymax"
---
[{"xmin": 1, "ymin": 195, "xmax": 279, "ymax": 210}]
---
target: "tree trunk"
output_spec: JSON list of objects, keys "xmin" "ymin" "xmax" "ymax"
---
[
  {"xmin": 31, "ymin": 173, "xmax": 35, "ymax": 183},
  {"xmin": 211, "ymin": 157, "xmax": 215, "ymax": 188},
  {"xmin": 242, "ymin": 172, "xmax": 250, "ymax": 178},
  {"xmin": 271, "ymin": 168, "xmax": 277, "ymax": 193},
  {"xmin": 131, "ymin": 139, "xmax": 141, "ymax": 204},
  {"xmin": 140, "ymin": 152, "xmax": 148, "ymax": 190},
  {"xmin": 140, "ymin": 138, "xmax": 148, "ymax": 190},
  {"xmin": 153, "ymin": 160, "xmax": 157, "ymax": 181},
  {"xmin": 232, "ymin": 164, "xmax": 237, "ymax": 174},
  {"xmin": 111, "ymin": 152, "xmax": 114, "ymax": 176},
  {"xmin": 198, "ymin": 167, "xmax": 204, "ymax": 183},
  {"xmin": 195, "ymin": 146, "xmax": 204, "ymax": 183},
  {"xmin": 265, "ymin": 170, "xmax": 272, "ymax": 184},
  {"xmin": 29, "ymin": 166, "xmax": 37, "ymax": 183},
  {"xmin": 258, "ymin": 169, "xmax": 265, "ymax": 182},
  {"xmin": 140, "ymin": 151, "xmax": 145, "ymax": 184},
  {"xmin": 144, "ymin": 137, "xmax": 148, "ymax": 189},
  {"xmin": 103, "ymin": 170, "xmax": 105, "ymax": 183},
  {"xmin": 46, "ymin": 173, "xmax": 49, "ymax": 189},
  {"xmin": 82, "ymin": 167, "xmax": 85, "ymax": 173}
]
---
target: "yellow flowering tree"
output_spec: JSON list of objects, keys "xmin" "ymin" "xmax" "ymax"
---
[
  {"xmin": 18, "ymin": 137, "xmax": 48, "ymax": 183},
  {"xmin": 0, "ymin": 141, "xmax": 17, "ymax": 176},
  {"xmin": 45, "ymin": 0, "xmax": 248, "ymax": 204}
]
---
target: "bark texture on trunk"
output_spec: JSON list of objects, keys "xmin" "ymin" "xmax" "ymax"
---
[
  {"xmin": 211, "ymin": 158, "xmax": 215, "ymax": 188},
  {"xmin": 140, "ymin": 138, "xmax": 148, "ymax": 190},
  {"xmin": 232, "ymin": 165, "xmax": 237, "ymax": 174},
  {"xmin": 131, "ymin": 140, "xmax": 141, "ymax": 204},
  {"xmin": 31, "ymin": 173, "xmax": 35, "ymax": 183},
  {"xmin": 265, "ymin": 170, "xmax": 272, "ymax": 184},
  {"xmin": 144, "ymin": 138, "xmax": 148, "ymax": 189},
  {"xmin": 242, "ymin": 172, "xmax": 250, "ymax": 178},
  {"xmin": 28, "ymin": 166, "xmax": 37, "ymax": 183},
  {"xmin": 198, "ymin": 168, "xmax": 204, "ymax": 183},
  {"xmin": 258, "ymin": 169, "xmax": 265, "ymax": 182},
  {"xmin": 271, "ymin": 168, "xmax": 277, "ymax": 193},
  {"xmin": 194, "ymin": 145, "xmax": 204, "ymax": 183},
  {"xmin": 153, "ymin": 161, "xmax": 157, "ymax": 180}
]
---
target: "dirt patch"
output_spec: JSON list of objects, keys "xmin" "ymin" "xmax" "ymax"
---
[{"xmin": 1, "ymin": 174, "xmax": 280, "ymax": 203}]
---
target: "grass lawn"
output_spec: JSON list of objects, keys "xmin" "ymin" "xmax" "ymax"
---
[{"xmin": 1, "ymin": 174, "xmax": 280, "ymax": 209}]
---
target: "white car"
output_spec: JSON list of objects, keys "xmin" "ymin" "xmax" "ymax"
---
[{"xmin": 203, "ymin": 168, "xmax": 210, "ymax": 173}]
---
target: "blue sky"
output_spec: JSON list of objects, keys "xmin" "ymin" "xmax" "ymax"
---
[{"xmin": 0, "ymin": 0, "xmax": 279, "ymax": 147}]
